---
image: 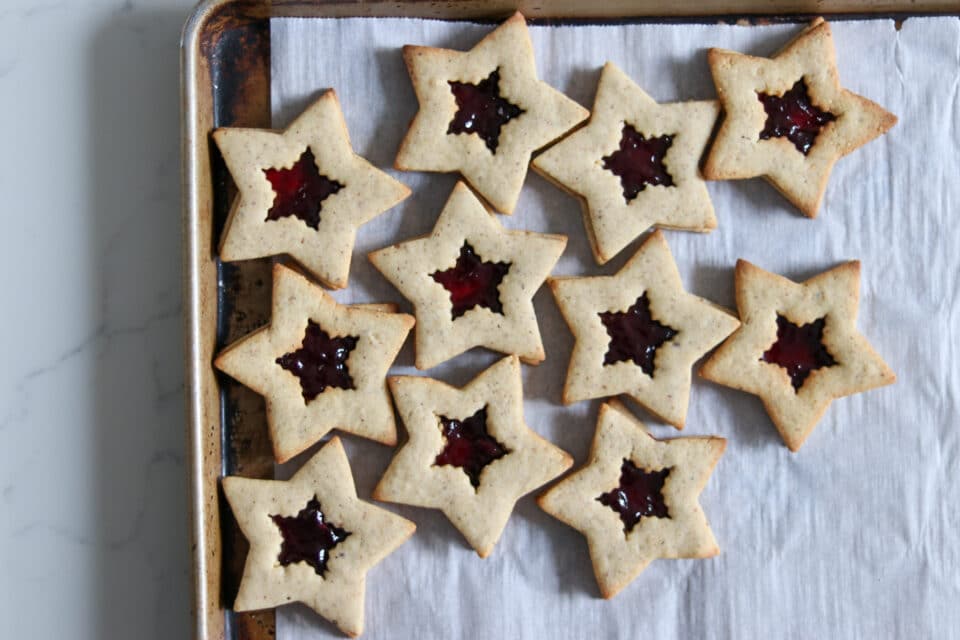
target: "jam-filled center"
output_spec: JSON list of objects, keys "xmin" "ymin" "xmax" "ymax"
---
[
  {"xmin": 263, "ymin": 148, "xmax": 344, "ymax": 230},
  {"xmin": 761, "ymin": 314, "xmax": 837, "ymax": 391},
  {"xmin": 597, "ymin": 459, "xmax": 671, "ymax": 533},
  {"xmin": 602, "ymin": 124, "xmax": 674, "ymax": 201},
  {"xmin": 447, "ymin": 68, "xmax": 525, "ymax": 153},
  {"xmin": 276, "ymin": 320, "xmax": 358, "ymax": 402},
  {"xmin": 434, "ymin": 407, "xmax": 508, "ymax": 489},
  {"xmin": 757, "ymin": 79, "xmax": 837, "ymax": 155},
  {"xmin": 270, "ymin": 497, "xmax": 350, "ymax": 577},
  {"xmin": 599, "ymin": 293, "xmax": 678, "ymax": 376},
  {"xmin": 431, "ymin": 242, "xmax": 511, "ymax": 320}
]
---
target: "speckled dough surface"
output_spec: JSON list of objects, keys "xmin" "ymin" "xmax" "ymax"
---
[
  {"xmin": 214, "ymin": 264, "xmax": 414, "ymax": 462},
  {"xmin": 700, "ymin": 259, "xmax": 895, "ymax": 451},
  {"xmin": 213, "ymin": 90, "xmax": 410, "ymax": 288},
  {"xmin": 703, "ymin": 18, "xmax": 897, "ymax": 217},
  {"xmin": 533, "ymin": 62, "xmax": 719, "ymax": 264},
  {"xmin": 395, "ymin": 12, "xmax": 589, "ymax": 214},
  {"xmin": 222, "ymin": 437, "xmax": 416, "ymax": 637}
]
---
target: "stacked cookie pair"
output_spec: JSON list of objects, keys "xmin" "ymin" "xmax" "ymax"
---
[{"xmin": 212, "ymin": 12, "xmax": 897, "ymax": 636}]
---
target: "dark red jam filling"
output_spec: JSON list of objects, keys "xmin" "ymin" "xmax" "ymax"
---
[
  {"xmin": 447, "ymin": 69, "xmax": 525, "ymax": 153},
  {"xmin": 270, "ymin": 497, "xmax": 350, "ymax": 577},
  {"xmin": 601, "ymin": 124, "xmax": 675, "ymax": 201},
  {"xmin": 434, "ymin": 407, "xmax": 508, "ymax": 489},
  {"xmin": 431, "ymin": 242, "xmax": 511, "ymax": 320},
  {"xmin": 276, "ymin": 320, "xmax": 358, "ymax": 402},
  {"xmin": 597, "ymin": 459, "xmax": 671, "ymax": 533},
  {"xmin": 599, "ymin": 293, "xmax": 678, "ymax": 376},
  {"xmin": 757, "ymin": 79, "xmax": 837, "ymax": 155},
  {"xmin": 761, "ymin": 314, "xmax": 837, "ymax": 391},
  {"xmin": 263, "ymin": 148, "xmax": 344, "ymax": 230}
]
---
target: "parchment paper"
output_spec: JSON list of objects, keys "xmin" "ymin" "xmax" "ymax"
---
[{"xmin": 270, "ymin": 16, "xmax": 960, "ymax": 639}]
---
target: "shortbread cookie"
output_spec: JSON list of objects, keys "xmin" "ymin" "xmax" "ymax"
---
[
  {"xmin": 549, "ymin": 230, "xmax": 740, "ymax": 428},
  {"xmin": 215, "ymin": 264, "xmax": 414, "ymax": 462},
  {"xmin": 368, "ymin": 181, "xmax": 566, "ymax": 369},
  {"xmin": 700, "ymin": 259, "xmax": 895, "ymax": 451},
  {"xmin": 222, "ymin": 436, "xmax": 416, "ymax": 637},
  {"xmin": 395, "ymin": 12, "xmax": 589, "ymax": 214},
  {"xmin": 373, "ymin": 355, "xmax": 572, "ymax": 558},
  {"xmin": 213, "ymin": 90, "xmax": 410, "ymax": 288},
  {"xmin": 703, "ymin": 17, "xmax": 897, "ymax": 217},
  {"xmin": 538, "ymin": 400, "xmax": 725, "ymax": 599},
  {"xmin": 532, "ymin": 62, "xmax": 718, "ymax": 264}
]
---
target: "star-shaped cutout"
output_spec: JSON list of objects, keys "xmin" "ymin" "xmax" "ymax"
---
[
  {"xmin": 222, "ymin": 437, "xmax": 416, "ymax": 637},
  {"xmin": 215, "ymin": 264, "xmax": 414, "ymax": 462},
  {"xmin": 703, "ymin": 17, "xmax": 897, "ymax": 218},
  {"xmin": 434, "ymin": 407, "xmax": 509, "ymax": 488},
  {"xmin": 538, "ymin": 401, "xmax": 725, "ymax": 599},
  {"xmin": 213, "ymin": 90, "xmax": 411, "ymax": 289},
  {"xmin": 430, "ymin": 241, "xmax": 511, "ymax": 319},
  {"xmin": 275, "ymin": 320, "xmax": 359, "ymax": 401},
  {"xmin": 700, "ymin": 259, "xmax": 895, "ymax": 451},
  {"xmin": 549, "ymin": 230, "xmax": 740, "ymax": 428},
  {"xmin": 374, "ymin": 355, "xmax": 572, "ymax": 558},
  {"xmin": 368, "ymin": 181, "xmax": 567, "ymax": 370},
  {"xmin": 532, "ymin": 62, "xmax": 718, "ymax": 264},
  {"xmin": 395, "ymin": 12, "xmax": 589, "ymax": 214}
]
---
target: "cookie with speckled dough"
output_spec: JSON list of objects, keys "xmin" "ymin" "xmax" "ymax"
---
[
  {"xmin": 213, "ymin": 90, "xmax": 410, "ymax": 289},
  {"xmin": 532, "ymin": 61, "xmax": 719, "ymax": 265},
  {"xmin": 368, "ymin": 181, "xmax": 566, "ymax": 370},
  {"xmin": 703, "ymin": 17, "xmax": 897, "ymax": 217},
  {"xmin": 549, "ymin": 230, "xmax": 740, "ymax": 429},
  {"xmin": 214, "ymin": 263, "xmax": 414, "ymax": 463},
  {"xmin": 222, "ymin": 436, "xmax": 416, "ymax": 637},
  {"xmin": 395, "ymin": 11, "xmax": 589, "ymax": 214},
  {"xmin": 373, "ymin": 355, "xmax": 572, "ymax": 558},
  {"xmin": 700, "ymin": 259, "xmax": 895, "ymax": 451},
  {"xmin": 538, "ymin": 400, "xmax": 725, "ymax": 599}
]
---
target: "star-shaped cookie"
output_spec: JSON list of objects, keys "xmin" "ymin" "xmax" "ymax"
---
[
  {"xmin": 395, "ymin": 11, "xmax": 589, "ymax": 214},
  {"xmin": 213, "ymin": 90, "xmax": 411, "ymax": 288},
  {"xmin": 538, "ymin": 400, "xmax": 725, "ymax": 599},
  {"xmin": 549, "ymin": 230, "xmax": 740, "ymax": 428},
  {"xmin": 532, "ymin": 62, "xmax": 719, "ymax": 264},
  {"xmin": 222, "ymin": 436, "xmax": 416, "ymax": 637},
  {"xmin": 703, "ymin": 17, "xmax": 897, "ymax": 217},
  {"xmin": 215, "ymin": 263, "xmax": 414, "ymax": 462},
  {"xmin": 368, "ymin": 181, "xmax": 566, "ymax": 369},
  {"xmin": 373, "ymin": 355, "xmax": 572, "ymax": 558},
  {"xmin": 700, "ymin": 259, "xmax": 895, "ymax": 451}
]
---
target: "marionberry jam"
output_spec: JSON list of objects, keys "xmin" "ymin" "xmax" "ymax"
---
[
  {"xmin": 602, "ymin": 124, "xmax": 674, "ymax": 201},
  {"xmin": 597, "ymin": 459, "xmax": 671, "ymax": 533},
  {"xmin": 757, "ymin": 79, "xmax": 837, "ymax": 155},
  {"xmin": 434, "ymin": 407, "xmax": 508, "ymax": 489},
  {"xmin": 599, "ymin": 293, "xmax": 678, "ymax": 376},
  {"xmin": 276, "ymin": 320, "xmax": 358, "ymax": 402},
  {"xmin": 263, "ymin": 148, "xmax": 344, "ymax": 230},
  {"xmin": 431, "ymin": 242, "xmax": 511, "ymax": 320},
  {"xmin": 761, "ymin": 314, "xmax": 837, "ymax": 391},
  {"xmin": 271, "ymin": 497, "xmax": 350, "ymax": 577},
  {"xmin": 447, "ymin": 69, "xmax": 524, "ymax": 153}
]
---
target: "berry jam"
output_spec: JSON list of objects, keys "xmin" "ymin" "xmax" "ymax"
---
[
  {"xmin": 270, "ymin": 497, "xmax": 350, "ymax": 577},
  {"xmin": 431, "ymin": 242, "xmax": 511, "ymax": 320},
  {"xmin": 757, "ymin": 79, "xmax": 837, "ymax": 155},
  {"xmin": 601, "ymin": 124, "xmax": 675, "ymax": 201},
  {"xmin": 434, "ymin": 407, "xmax": 508, "ymax": 489},
  {"xmin": 447, "ymin": 69, "xmax": 525, "ymax": 153},
  {"xmin": 761, "ymin": 314, "xmax": 837, "ymax": 391},
  {"xmin": 599, "ymin": 293, "xmax": 678, "ymax": 376},
  {"xmin": 597, "ymin": 459, "xmax": 671, "ymax": 533},
  {"xmin": 263, "ymin": 148, "xmax": 344, "ymax": 230},
  {"xmin": 276, "ymin": 320, "xmax": 358, "ymax": 402}
]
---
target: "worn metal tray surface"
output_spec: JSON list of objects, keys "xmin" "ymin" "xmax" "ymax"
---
[{"xmin": 181, "ymin": 1, "xmax": 956, "ymax": 638}]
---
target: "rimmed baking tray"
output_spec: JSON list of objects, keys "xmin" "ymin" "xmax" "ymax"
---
[{"xmin": 181, "ymin": 1, "xmax": 957, "ymax": 638}]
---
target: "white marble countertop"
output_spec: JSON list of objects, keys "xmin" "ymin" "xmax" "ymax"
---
[{"xmin": 0, "ymin": 0, "xmax": 196, "ymax": 637}]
